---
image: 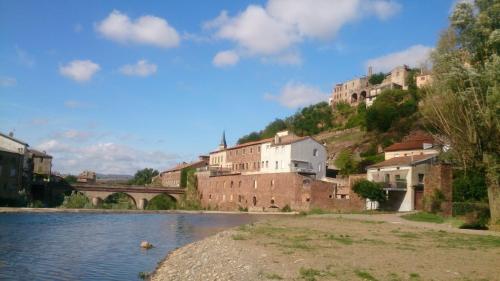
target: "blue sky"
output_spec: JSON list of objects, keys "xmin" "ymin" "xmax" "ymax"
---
[{"xmin": 0, "ymin": 0, "xmax": 456, "ymax": 174}]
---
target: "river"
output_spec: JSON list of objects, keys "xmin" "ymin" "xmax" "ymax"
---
[{"xmin": 0, "ymin": 212, "xmax": 257, "ymax": 280}]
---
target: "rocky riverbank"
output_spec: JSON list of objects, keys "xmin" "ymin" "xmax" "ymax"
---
[
  {"xmin": 151, "ymin": 214, "xmax": 500, "ymax": 281},
  {"xmin": 0, "ymin": 207, "xmax": 296, "ymax": 215}
]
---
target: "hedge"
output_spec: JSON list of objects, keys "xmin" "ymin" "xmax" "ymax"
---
[{"xmin": 452, "ymin": 202, "xmax": 489, "ymax": 217}]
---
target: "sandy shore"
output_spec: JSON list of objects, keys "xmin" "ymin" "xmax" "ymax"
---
[{"xmin": 151, "ymin": 214, "xmax": 500, "ymax": 281}]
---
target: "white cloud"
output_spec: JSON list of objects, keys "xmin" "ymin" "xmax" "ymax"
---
[
  {"xmin": 64, "ymin": 100, "xmax": 87, "ymax": 109},
  {"xmin": 54, "ymin": 129, "xmax": 93, "ymax": 140},
  {"xmin": 0, "ymin": 76, "xmax": 16, "ymax": 87},
  {"xmin": 119, "ymin": 60, "xmax": 157, "ymax": 76},
  {"xmin": 265, "ymin": 81, "xmax": 329, "ymax": 108},
  {"xmin": 213, "ymin": 50, "xmax": 239, "ymax": 67},
  {"xmin": 365, "ymin": 45, "xmax": 433, "ymax": 72},
  {"xmin": 59, "ymin": 60, "xmax": 100, "ymax": 82},
  {"xmin": 15, "ymin": 46, "xmax": 35, "ymax": 68},
  {"xmin": 205, "ymin": 0, "xmax": 401, "ymax": 65},
  {"xmin": 96, "ymin": 10, "xmax": 180, "ymax": 48},
  {"xmin": 74, "ymin": 23, "xmax": 83, "ymax": 33},
  {"xmin": 36, "ymin": 140, "xmax": 179, "ymax": 174}
]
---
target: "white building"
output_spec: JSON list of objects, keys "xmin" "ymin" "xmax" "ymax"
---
[
  {"xmin": 260, "ymin": 131, "xmax": 327, "ymax": 179},
  {"xmin": 367, "ymin": 154, "xmax": 437, "ymax": 211},
  {"xmin": 208, "ymin": 131, "xmax": 327, "ymax": 180}
]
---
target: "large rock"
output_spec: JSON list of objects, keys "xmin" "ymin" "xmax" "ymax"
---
[{"xmin": 140, "ymin": 241, "xmax": 153, "ymax": 249}]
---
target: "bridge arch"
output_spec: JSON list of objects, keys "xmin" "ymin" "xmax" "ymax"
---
[
  {"xmin": 103, "ymin": 192, "xmax": 137, "ymax": 209},
  {"xmin": 146, "ymin": 193, "xmax": 177, "ymax": 210}
]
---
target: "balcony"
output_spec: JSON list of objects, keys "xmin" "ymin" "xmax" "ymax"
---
[
  {"xmin": 291, "ymin": 166, "xmax": 315, "ymax": 174},
  {"xmin": 382, "ymin": 180, "xmax": 407, "ymax": 190}
]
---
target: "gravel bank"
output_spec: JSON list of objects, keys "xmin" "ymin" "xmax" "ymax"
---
[{"xmin": 151, "ymin": 214, "xmax": 500, "ymax": 281}]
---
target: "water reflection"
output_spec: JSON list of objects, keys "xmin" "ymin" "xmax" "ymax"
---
[{"xmin": 0, "ymin": 212, "xmax": 256, "ymax": 281}]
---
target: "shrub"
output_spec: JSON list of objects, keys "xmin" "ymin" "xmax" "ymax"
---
[
  {"xmin": 238, "ymin": 206, "xmax": 248, "ymax": 212},
  {"xmin": 452, "ymin": 169, "xmax": 488, "ymax": 202},
  {"xmin": 146, "ymin": 194, "xmax": 176, "ymax": 210},
  {"xmin": 61, "ymin": 191, "xmax": 91, "ymax": 209},
  {"xmin": 281, "ymin": 204, "xmax": 292, "ymax": 212},
  {"xmin": 352, "ymin": 180, "xmax": 386, "ymax": 204},
  {"xmin": 452, "ymin": 202, "xmax": 490, "ymax": 216}
]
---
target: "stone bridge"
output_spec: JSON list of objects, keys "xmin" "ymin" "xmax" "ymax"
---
[{"xmin": 71, "ymin": 184, "xmax": 185, "ymax": 209}]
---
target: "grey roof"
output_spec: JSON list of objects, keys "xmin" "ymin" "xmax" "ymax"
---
[{"xmin": 0, "ymin": 132, "xmax": 28, "ymax": 146}]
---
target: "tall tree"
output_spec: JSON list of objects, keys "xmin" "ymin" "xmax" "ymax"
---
[
  {"xmin": 129, "ymin": 168, "xmax": 159, "ymax": 186},
  {"xmin": 422, "ymin": 0, "xmax": 500, "ymax": 228}
]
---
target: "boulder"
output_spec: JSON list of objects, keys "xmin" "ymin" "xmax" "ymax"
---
[{"xmin": 140, "ymin": 241, "xmax": 153, "ymax": 249}]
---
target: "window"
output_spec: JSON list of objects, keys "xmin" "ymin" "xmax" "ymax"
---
[
  {"xmin": 258, "ymin": 147, "xmax": 260, "ymax": 152},
  {"xmin": 313, "ymin": 149, "xmax": 318, "ymax": 156},
  {"xmin": 250, "ymin": 148, "xmax": 253, "ymax": 153},
  {"xmin": 254, "ymin": 180, "xmax": 257, "ymax": 189},
  {"xmin": 252, "ymin": 196, "xmax": 257, "ymax": 206},
  {"xmin": 271, "ymin": 180, "xmax": 275, "ymax": 188},
  {"xmin": 230, "ymin": 181, "xmax": 234, "ymax": 188},
  {"xmin": 10, "ymin": 168, "xmax": 16, "ymax": 177},
  {"xmin": 275, "ymin": 161, "xmax": 279, "ymax": 169},
  {"xmin": 238, "ymin": 181, "xmax": 242, "ymax": 187},
  {"xmin": 384, "ymin": 174, "xmax": 390, "ymax": 183},
  {"xmin": 418, "ymin": 174, "xmax": 425, "ymax": 184},
  {"xmin": 238, "ymin": 195, "xmax": 242, "ymax": 203},
  {"xmin": 266, "ymin": 161, "xmax": 269, "ymax": 168}
]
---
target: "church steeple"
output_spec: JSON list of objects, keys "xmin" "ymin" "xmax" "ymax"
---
[{"xmin": 219, "ymin": 130, "xmax": 227, "ymax": 150}]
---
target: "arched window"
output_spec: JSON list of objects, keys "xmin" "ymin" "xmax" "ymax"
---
[
  {"xmin": 252, "ymin": 196, "xmax": 257, "ymax": 206},
  {"xmin": 254, "ymin": 180, "xmax": 258, "ymax": 189}
]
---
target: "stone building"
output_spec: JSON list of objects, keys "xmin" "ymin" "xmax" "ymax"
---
[
  {"xmin": 77, "ymin": 170, "xmax": 96, "ymax": 184},
  {"xmin": 330, "ymin": 65, "xmax": 411, "ymax": 108},
  {"xmin": 208, "ymin": 131, "xmax": 327, "ymax": 179},
  {"xmin": 29, "ymin": 149, "xmax": 52, "ymax": 182},
  {"xmin": 157, "ymin": 156, "xmax": 209, "ymax": 188},
  {"xmin": 0, "ymin": 132, "xmax": 30, "ymax": 201},
  {"xmin": 415, "ymin": 69, "xmax": 433, "ymax": 89},
  {"xmin": 197, "ymin": 131, "xmax": 363, "ymax": 212}
]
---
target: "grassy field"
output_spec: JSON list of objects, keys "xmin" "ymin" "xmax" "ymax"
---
[{"xmin": 230, "ymin": 215, "xmax": 500, "ymax": 281}]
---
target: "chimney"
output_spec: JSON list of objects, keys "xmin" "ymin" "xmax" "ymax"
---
[
  {"xmin": 368, "ymin": 66, "xmax": 373, "ymax": 77},
  {"xmin": 8, "ymin": 131, "xmax": 14, "ymax": 137}
]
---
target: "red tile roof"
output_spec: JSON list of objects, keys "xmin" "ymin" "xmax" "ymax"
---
[
  {"xmin": 385, "ymin": 132, "xmax": 435, "ymax": 152},
  {"xmin": 368, "ymin": 154, "xmax": 437, "ymax": 168}
]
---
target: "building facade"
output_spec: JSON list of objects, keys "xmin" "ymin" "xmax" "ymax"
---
[
  {"xmin": 365, "ymin": 132, "xmax": 448, "ymax": 212},
  {"xmin": 208, "ymin": 131, "xmax": 327, "ymax": 180},
  {"xmin": 331, "ymin": 65, "xmax": 411, "ymax": 108},
  {"xmin": 29, "ymin": 149, "xmax": 52, "ymax": 182},
  {"xmin": 157, "ymin": 156, "xmax": 209, "ymax": 188},
  {"xmin": 0, "ymin": 132, "xmax": 30, "ymax": 201},
  {"xmin": 197, "ymin": 131, "xmax": 363, "ymax": 212}
]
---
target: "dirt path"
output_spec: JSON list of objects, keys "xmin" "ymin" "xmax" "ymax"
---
[{"xmin": 151, "ymin": 214, "xmax": 500, "ymax": 281}]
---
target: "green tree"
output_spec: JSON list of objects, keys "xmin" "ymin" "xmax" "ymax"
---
[
  {"xmin": 365, "ymin": 89, "xmax": 418, "ymax": 132},
  {"xmin": 421, "ymin": 0, "xmax": 500, "ymax": 228},
  {"xmin": 334, "ymin": 149, "xmax": 358, "ymax": 176},
  {"xmin": 287, "ymin": 102, "xmax": 333, "ymax": 136},
  {"xmin": 237, "ymin": 131, "xmax": 261, "ymax": 144},
  {"xmin": 146, "ymin": 194, "xmax": 176, "ymax": 210},
  {"xmin": 129, "ymin": 168, "xmax": 159, "ymax": 186},
  {"xmin": 352, "ymin": 180, "xmax": 386, "ymax": 209},
  {"xmin": 368, "ymin": 72, "xmax": 386, "ymax": 85},
  {"xmin": 64, "ymin": 175, "xmax": 77, "ymax": 184}
]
